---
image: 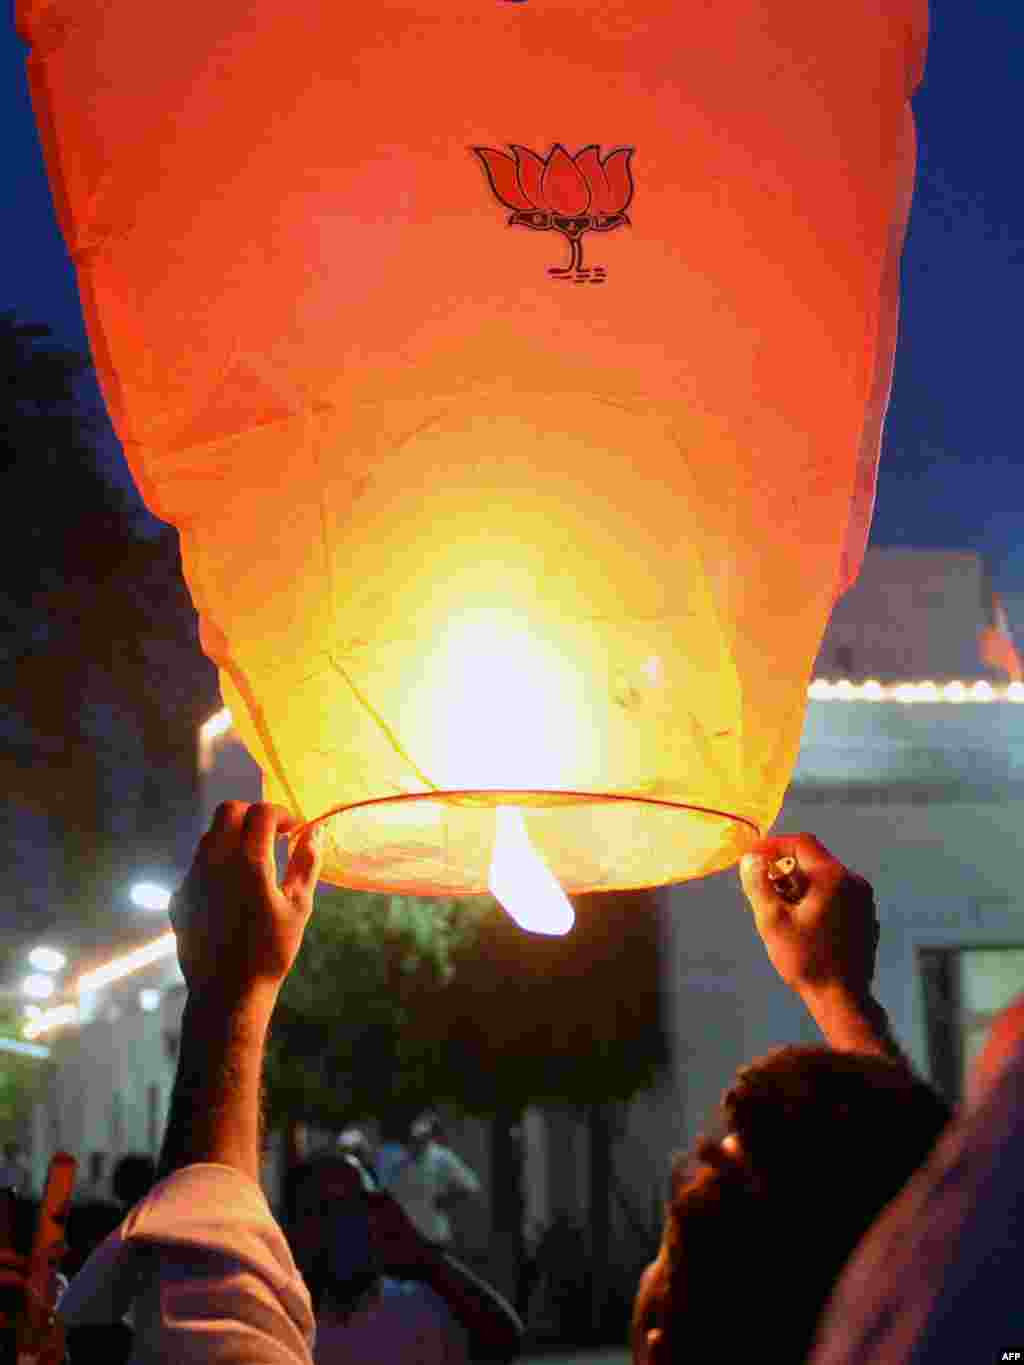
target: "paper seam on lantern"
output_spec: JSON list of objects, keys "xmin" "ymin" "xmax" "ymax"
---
[
  {"xmin": 217, "ymin": 654, "xmax": 306, "ymax": 820},
  {"xmin": 326, "ymin": 652, "xmax": 442, "ymax": 795}
]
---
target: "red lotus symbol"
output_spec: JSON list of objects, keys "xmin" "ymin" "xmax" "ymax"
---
[{"xmin": 472, "ymin": 143, "xmax": 634, "ymax": 279}]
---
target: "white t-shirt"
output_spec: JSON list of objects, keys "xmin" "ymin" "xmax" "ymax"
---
[
  {"xmin": 58, "ymin": 1164, "xmax": 315, "ymax": 1365},
  {"xmin": 377, "ymin": 1143, "xmax": 481, "ymax": 1245}
]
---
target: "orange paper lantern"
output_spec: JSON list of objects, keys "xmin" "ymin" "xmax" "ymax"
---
[{"xmin": 22, "ymin": 1, "xmax": 927, "ymax": 913}]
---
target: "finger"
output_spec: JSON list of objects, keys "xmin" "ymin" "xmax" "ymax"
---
[
  {"xmin": 743, "ymin": 835, "xmax": 795, "ymax": 865},
  {"xmin": 778, "ymin": 832, "xmax": 846, "ymax": 876},
  {"xmin": 844, "ymin": 870, "xmax": 875, "ymax": 899},
  {"xmin": 282, "ymin": 823, "xmax": 324, "ymax": 905},
  {"xmin": 739, "ymin": 849, "xmax": 778, "ymax": 906},
  {"xmin": 751, "ymin": 833, "xmax": 852, "ymax": 893},
  {"xmin": 738, "ymin": 854, "xmax": 793, "ymax": 932},
  {"xmin": 205, "ymin": 800, "xmax": 249, "ymax": 844},
  {"xmin": 240, "ymin": 803, "xmax": 302, "ymax": 874}
]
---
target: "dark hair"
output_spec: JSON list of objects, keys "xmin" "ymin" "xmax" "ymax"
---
[
  {"xmin": 64, "ymin": 1199, "xmax": 124, "ymax": 1277},
  {"xmin": 283, "ymin": 1151, "xmax": 375, "ymax": 1228},
  {"xmin": 653, "ymin": 1047, "xmax": 950, "ymax": 1362},
  {"xmin": 285, "ymin": 1153, "xmax": 380, "ymax": 1315},
  {"xmin": 112, "ymin": 1154, "xmax": 157, "ymax": 1207}
]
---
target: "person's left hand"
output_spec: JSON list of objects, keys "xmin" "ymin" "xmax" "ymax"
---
[
  {"xmin": 169, "ymin": 801, "xmax": 323, "ymax": 1005},
  {"xmin": 739, "ymin": 832, "xmax": 878, "ymax": 998},
  {"xmin": 366, "ymin": 1191, "xmax": 433, "ymax": 1272}
]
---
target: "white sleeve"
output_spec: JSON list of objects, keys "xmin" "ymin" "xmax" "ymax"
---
[
  {"xmin": 436, "ymin": 1147, "xmax": 481, "ymax": 1197},
  {"xmin": 58, "ymin": 1164, "xmax": 314, "ymax": 1365}
]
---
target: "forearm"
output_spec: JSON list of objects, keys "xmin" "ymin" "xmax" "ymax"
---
[
  {"xmin": 158, "ymin": 987, "xmax": 277, "ymax": 1185},
  {"xmin": 799, "ymin": 982, "xmax": 907, "ymax": 1064}
]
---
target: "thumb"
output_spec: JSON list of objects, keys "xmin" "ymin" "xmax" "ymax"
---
[
  {"xmin": 739, "ymin": 850, "xmax": 773, "ymax": 908},
  {"xmin": 283, "ymin": 823, "xmax": 324, "ymax": 904}
]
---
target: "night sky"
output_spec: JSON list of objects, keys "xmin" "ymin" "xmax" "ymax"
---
[{"xmin": 2, "ymin": 0, "xmax": 1023, "ymax": 600}]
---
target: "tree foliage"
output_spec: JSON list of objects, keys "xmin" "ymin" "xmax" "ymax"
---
[
  {"xmin": 0, "ymin": 313, "xmax": 217, "ymax": 937},
  {"xmin": 265, "ymin": 890, "xmax": 478, "ymax": 1129},
  {"xmin": 0, "ymin": 1001, "xmax": 48, "ymax": 1138},
  {"xmin": 266, "ymin": 885, "xmax": 668, "ymax": 1129}
]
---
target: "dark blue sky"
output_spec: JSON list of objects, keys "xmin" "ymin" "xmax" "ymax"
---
[{"xmin": 3, "ymin": 2, "xmax": 1022, "ymax": 598}]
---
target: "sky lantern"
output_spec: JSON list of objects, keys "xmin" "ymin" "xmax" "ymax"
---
[{"xmin": 21, "ymin": 1, "xmax": 927, "ymax": 931}]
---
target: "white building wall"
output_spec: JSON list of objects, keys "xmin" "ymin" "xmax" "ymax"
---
[
  {"xmin": 646, "ymin": 698, "xmax": 1024, "ymax": 1165},
  {"xmin": 813, "ymin": 548, "xmax": 1003, "ymax": 681},
  {"xmin": 32, "ymin": 962, "xmax": 183, "ymax": 1196}
]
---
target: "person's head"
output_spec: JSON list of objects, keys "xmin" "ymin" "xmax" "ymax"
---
[
  {"xmin": 112, "ymin": 1153, "xmax": 156, "ymax": 1207},
  {"xmin": 632, "ymin": 1046, "xmax": 950, "ymax": 1364},
  {"xmin": 408, "ymin": 1111, "xmax": 440, "ymax": 1155},
  {"xmin": 336, "ymin": 1127, "xmax": 376, "ymax": 1173},
  {"xmin": 288, "ymin": 1153, "xmax": 380, "ymax": 1312},
  {"xmin": 64, "ymin": 1198, "xmax": 124, "ymax": 1277}
]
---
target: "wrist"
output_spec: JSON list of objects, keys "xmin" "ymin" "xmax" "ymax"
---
[
  {"xmin": 182, "ymin": 981, "xmax": 279, "ymax": 1030},
  {"xmin": 797, "ymin": 980, "xmax": 898, "ymax": 1059},
  {"xmin": 797, "ymin": 978, "xmax": 873, "ymax": 1011}
]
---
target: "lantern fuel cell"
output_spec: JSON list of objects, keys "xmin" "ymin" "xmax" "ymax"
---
[
  {"xmin": 767, "ymin": 855, "xmax": 810, "ymax": 905},
  {"xmin": 20, "ymin": 0, "xmax": 927, "ymax": 897}
]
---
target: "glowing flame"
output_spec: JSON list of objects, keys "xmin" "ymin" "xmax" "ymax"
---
[{"xmin": 488, "ymin": 806, "xmax": 575, "ymax": 936}]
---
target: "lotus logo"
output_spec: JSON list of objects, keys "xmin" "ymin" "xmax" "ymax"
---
[{"xmin": 473, "ymin": 143, "xmax": 634, "ymax": 282}]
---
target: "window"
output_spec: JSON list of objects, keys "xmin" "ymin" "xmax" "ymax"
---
[
  {"xmin": 919, "ymin": 945, "xmax": 1024, "ymax": 1103},
  {"xmin": 147, "ymin": 1084, "xmax": 162, "ymax": 1157}
]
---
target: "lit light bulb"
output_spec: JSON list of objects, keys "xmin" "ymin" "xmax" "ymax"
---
[{"xmin": 488, "ymin": 807, "xmax": 575, "ymax": 937}]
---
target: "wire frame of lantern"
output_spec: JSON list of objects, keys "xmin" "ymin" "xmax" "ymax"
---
[{"xmin": 20, "ymin": 0, "xmax": 928, "ymax": 903}]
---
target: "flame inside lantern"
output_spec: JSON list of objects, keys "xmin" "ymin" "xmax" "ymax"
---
[{"xmin": 488, "ymin": 806, "xmax": 575, "ymax": 936}]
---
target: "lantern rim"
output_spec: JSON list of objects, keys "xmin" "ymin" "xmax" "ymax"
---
[
  {"xmin": 292, "ymin": 789, "xmax": 761, "ymax": 832},
  {"xmin": 292, "ymin": 790, "xmax": 762, "ymax": 895}
]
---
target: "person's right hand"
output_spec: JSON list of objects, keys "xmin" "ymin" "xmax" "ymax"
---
[
  {"xmin": 169, "ymin": 801, "xmax": 322, "ymax": 1006},
  {"xmin": 739, "ymin": 833, "xmax": 879, "ymax": 998}
]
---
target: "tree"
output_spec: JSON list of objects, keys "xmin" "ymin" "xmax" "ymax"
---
[
  {"xmin": 266, "ymin": 882, "xmax": 668, "ymax": 1318},
  {"xmin": 265, "ymin": 889, "xmax": 479, "ymax": 1131},
  {"xmin": 266, "ymin": 883, "xmax": 668, "ymax": 1126},
  {"xmin": 0, "ymin": 1001, "xmax": 48, "ymax": 1140},
  {"xmin": 0, "ymin": 313, "xmax": 218, "ymax": 939}
]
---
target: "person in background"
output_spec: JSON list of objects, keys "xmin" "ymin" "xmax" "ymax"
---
[
  {"xmin": 810, "ymin": 990, "xmax": 1024, "ymax": 1364},
  {"xmin": 111, "ymin": 1155, "xmax": 157, "ymax": 1210},
  {"xmin": 0, "ymin": 1144, "xmax": 29, "ymax": 1197},
  {"xmin": 631, "ymin": 834, "xmax": 952, "ymax": 1365},
  {"xmin": 334, "ymin": 1129, "xmax": 377, "ymax": 1182},
  {"xmin": 378, "ymin": 1114, "xmax": 481, "ymax": 1250},
  {"xmin": 56, "ymin": 802, "xmax": 323, "ymax": 1363},
  {"xmin": 74, "ymin": 1152, "xmax": 108, "ymax": 1205},
  {"xmin": 288, "ymin": 1150, "xmax": 520, "ymax": 1363},
  {"xmin": 0, "ymin": 1189, "xmax": 66, "ymax": 1365}
]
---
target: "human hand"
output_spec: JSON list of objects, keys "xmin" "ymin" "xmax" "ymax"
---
[
  {"xmin": 739, "ymin": 833, "xmax": 879, "ymax": 998},
  {"xmin": 170, "ymin": 802, "xmax": 323, "ymax": 1005}
]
